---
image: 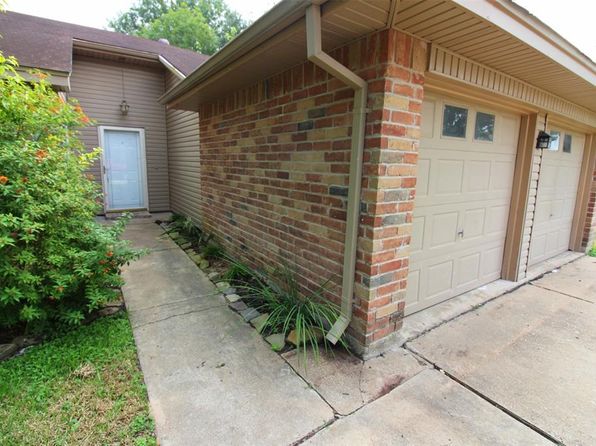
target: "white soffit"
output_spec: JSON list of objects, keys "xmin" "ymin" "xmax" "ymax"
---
[{"xmin": 394, "ymin": 0, "xmax": 596, "ymax": 112}]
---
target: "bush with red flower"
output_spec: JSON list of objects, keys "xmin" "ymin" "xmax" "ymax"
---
[{"xmin": 0, "ymin": 53, "xmax": 141, "ymax": 332}]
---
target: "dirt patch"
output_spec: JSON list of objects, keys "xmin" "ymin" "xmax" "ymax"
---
[{"xmin": 374, "ymin": 375, "xmax": 405, "ymax": 399}]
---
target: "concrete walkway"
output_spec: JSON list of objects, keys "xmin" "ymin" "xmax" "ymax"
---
[
  {"xmin": 121, "ymin": 220, "xmax": 333, "ymax": 445},
  {"xmin": 121, "ymin": 218, "xmax": 596, "ymax": 445}
]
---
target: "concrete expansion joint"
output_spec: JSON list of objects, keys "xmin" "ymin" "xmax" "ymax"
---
[
  {"xmin": 282, "ymin": 356, "xmax": 339, "ymax": 416},
  {"xmin": 529, "ymin": 283, "xmax": 594, "ymax": 305},
  {"xmin": 131, "ymin": 304, "xmax": 225, "ymax": 330},
  {"xmin": 288, "ymin": 349, "xmax": 432, "ymax": 445},
  {"xmin": 403, "ymin": 280, "xmax": 533, "ymax": 346},
  {"xmin": 290, "ymin": 417, "xmax": 338, "ymax": 446},
  {"xmin": 147, "ymin": 246, "xmax": 180, "ymax": 253},
  {"xmin": 403, "ymin": 344, "xmax": 562, "ymax": 445}
]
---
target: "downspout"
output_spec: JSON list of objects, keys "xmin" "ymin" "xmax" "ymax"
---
[{"xmin": 305, "ymin": 4, "xmax": 368, "ymax": 344}]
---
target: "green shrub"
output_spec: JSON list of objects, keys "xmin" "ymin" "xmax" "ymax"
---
[
  {"xmin": 0, "ymin": 54, "xmax": 140, "ymax": 332},
  {"xmin": 589, "ymin": 243, "xmax": 596, "ymax": 257}
]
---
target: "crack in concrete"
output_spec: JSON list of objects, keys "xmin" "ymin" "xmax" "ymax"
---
[
  {"xmin": 285, "ymin": 350, "xmax": 432, "ymax": 444},
  {"xmin": 403, "ymin": 344, "xmax": 561, "ymax": 445},
  {"xmin": 357, "ymin": 361, "xmax": 366, "ymax": 406},
  {"xmin": 281, "ymin": 356, "xmax": 339, "ymax": 417},
  {"xmin": 131, "ymin": 304, "xmax": 226, "ymax": 330},
  {"xmin": 529, "ymin": 283, "xmax": 594, "ymax": 305},
  {"xmin": 128, "ymin": 292, "xmax": 222, "ymax": 313}
]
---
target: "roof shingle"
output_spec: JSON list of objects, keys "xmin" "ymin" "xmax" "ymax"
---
[{"xmin": 0, "ymin": 11, "xmax": 209, "ymax": 76}]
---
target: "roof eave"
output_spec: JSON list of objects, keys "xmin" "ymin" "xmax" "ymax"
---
[
  {"xmin": 159, "ymin": 0, "xmax": 323, "ymax": 106},
  {"xmin": 453, "ymin": 0, "xmax": 596, "ymax": 86},
  {"xmin": 16, "ymin": 67, "xmax": 71, "ymax": 91}
]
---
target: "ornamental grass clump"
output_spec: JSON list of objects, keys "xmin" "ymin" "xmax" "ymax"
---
[
  {"xmin": 0, "ymin": 53, "xmax": 140, "ymax": 333},
  {"xmin": 224, "ymin": 256, "xmax": 345, "ymax": 359}
]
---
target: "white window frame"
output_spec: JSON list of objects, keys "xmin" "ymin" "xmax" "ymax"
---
[{"xmin": 98, "ymin": 126, "xmax": 149, "ymax": 213}]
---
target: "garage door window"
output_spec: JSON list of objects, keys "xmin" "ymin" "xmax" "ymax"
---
[
  {"xmin": 548, "ymin": 131, "xmax": 560, "ymax": 151},
  {"xmin": 474, "ymin": 112, "xmax": 495, "ymax": 142},
  {"xmin": 442, "ymin": 105, "xmax": 468, "ymax": 138},
  {"xmin": 563, "ymin": 134, "xmax": 572, "ymax": 153}
]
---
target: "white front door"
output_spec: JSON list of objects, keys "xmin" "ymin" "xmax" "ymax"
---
[{"xmin": 100, "ymin": 127, "xmax": 147, "ymax": 211}]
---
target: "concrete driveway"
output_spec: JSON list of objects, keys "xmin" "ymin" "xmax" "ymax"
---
[
  {"xmin": 407, "ymin": 256, "xmax": 596, "ymax": 445},
  {"xmin": 305, "ymin": 256, "xmax": 596, "ymax": 445}
]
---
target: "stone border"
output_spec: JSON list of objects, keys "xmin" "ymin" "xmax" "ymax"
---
[{"xmin": 160, "ymin": 223, "xmax": 292, "ymax": 352}]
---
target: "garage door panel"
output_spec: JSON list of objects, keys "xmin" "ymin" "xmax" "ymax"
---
[
  {"xmin": 481, "ymin": 245, "xmax": 505, "ymax": 277},
  {"xmin": 490, "ymin": 161, "xmax": 515, "ymax": 190},
  {"xmin": 463, "ymin": 208, "xmax": 486, "ymax": 239},
  {"xmin": 457, "ymin": 252, "xmax": 481, "ymax": 287},
  {"xmin": 465, "ymin": 161, "xmax": 491, "ymax": 192},
  {"xmin": 486, "ymin": 204, "xmax": 510, "ymax": 235},
  {"xmin": 416, "ymin": 158, "xmax": 431, "ymax": 197},
  {"xmin": 406, "ymin": 95, "xmax": 519, "ymax": 315},
  {"xmin": 430, "ymin": 212, "xmax": 459, "ymax": 247},
  {"xmin": 436, "ymin": 160, "xmax": 464, "ymax": 194},
  {"xmin": 410, "ymin": 216, "xmax": 425, "ymax": 253},
  {"xmin": 427, "ymin": 260, "xmax": 454, "ymax": 297}
]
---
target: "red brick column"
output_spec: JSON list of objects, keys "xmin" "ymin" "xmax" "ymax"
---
[
  {"xmin": 583, "ymin": 159, "xmax": 596, "ymax": 250},
  {"xmin": 351, "ymin": 29, "xmax": 427, "ymax": 356}
]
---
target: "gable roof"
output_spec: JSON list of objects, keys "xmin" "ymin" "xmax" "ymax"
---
[{"xmin": 0, "ymin": 11, "xmax": 209, "ymax": 76}]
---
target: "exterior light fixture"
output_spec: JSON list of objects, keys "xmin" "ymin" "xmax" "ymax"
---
[
  {"xmin": 120, "ymin": 100, "xmax": 130, "ymax": 115},
  {"xmin": 536, "ymin": 130, "xmax": 551, "ymax": 149},
  {"xmin": 536, "ymin": 113, "xmax": 550, "ymax": 149}
]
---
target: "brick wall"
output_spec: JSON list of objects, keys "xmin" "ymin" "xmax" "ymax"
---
[
  {"xmin": 353, "ymin": 30, "xmax": 426, "ymax": 354},
  {"xmin": 195, "ymin": 28, "xmax": 426, "ymax": 354},
  {"xmin": 583, "ymin": 160, "xmax": 596, "ymax": 250}
]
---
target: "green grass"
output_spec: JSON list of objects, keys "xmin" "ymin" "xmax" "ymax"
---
[{"xmin": 0, "ymin": 313, "xmax": 156, "ymax": 446}]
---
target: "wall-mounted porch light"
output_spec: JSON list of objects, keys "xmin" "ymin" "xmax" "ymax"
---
[
  {"xmin": 536, "ymin": 113, "xmax": 550, "ymax": 149},
  {"xmin": 120, "ymin": 100, "xmax": 130, "ymax": 115},
  {"xmin": 536, "ymin": 130, "xmax": 551, "ymax": 149}
]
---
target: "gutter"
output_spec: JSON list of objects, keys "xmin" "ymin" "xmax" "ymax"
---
[{"xmin": 305, "ymin": 4, "xmax": 368, "ymax": 344}]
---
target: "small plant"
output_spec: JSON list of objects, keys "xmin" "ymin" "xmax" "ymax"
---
[
  {"xmin": 163, "ymin": 215, "xmax": 204, "ymax": 245},
  {"xmin": 202, "ymin": 242, "xmax": 223, "ymax": 260},
  {"xmin": 225, "ymin": 257, "xmax": 345, "ymax": 360},
  {"xmin": 222, "ymin": 257, "xmax": 256, "ymax": 284},
  {"xmin": 589, "ymin": 243, "xmax": 596, "ymax": 257}
]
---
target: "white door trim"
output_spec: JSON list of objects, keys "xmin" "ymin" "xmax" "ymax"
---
[{"xmin": 98, "ymin": 125, "xmax": 149, "ymax": 213}]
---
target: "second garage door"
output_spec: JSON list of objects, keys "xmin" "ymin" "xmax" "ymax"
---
[
  {"xmin": 406, "ymin": 94, "xmax": 520, "ymax": 315},
  {"xmin": 528, "ymin": 130, "xmax": 584, "ymax": 266}
]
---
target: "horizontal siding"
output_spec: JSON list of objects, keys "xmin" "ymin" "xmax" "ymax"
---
[
  {"xmin": 70, "ymin": 56, "xmax": 170, "ymax": 212},
  {"xmin": 166, "ymin": 71, "xmax": 201, "ymax": 222}
]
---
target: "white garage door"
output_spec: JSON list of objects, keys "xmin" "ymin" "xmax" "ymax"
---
[
  {"xmin": 528, "ymin": 130, "xmax": 584, "ymax": 266},
  {"xmin": 406, "ymin": 95, "xmax": 520, "ymax": 315}
]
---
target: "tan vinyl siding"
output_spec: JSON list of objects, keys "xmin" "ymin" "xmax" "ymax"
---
[
  {"xmin": 70, "ymin": 56, "xmax": 170, "ymax": 212},
  {"xmin": 165, "ymin": 71, "xmax": 201, "ymax": 222}
]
